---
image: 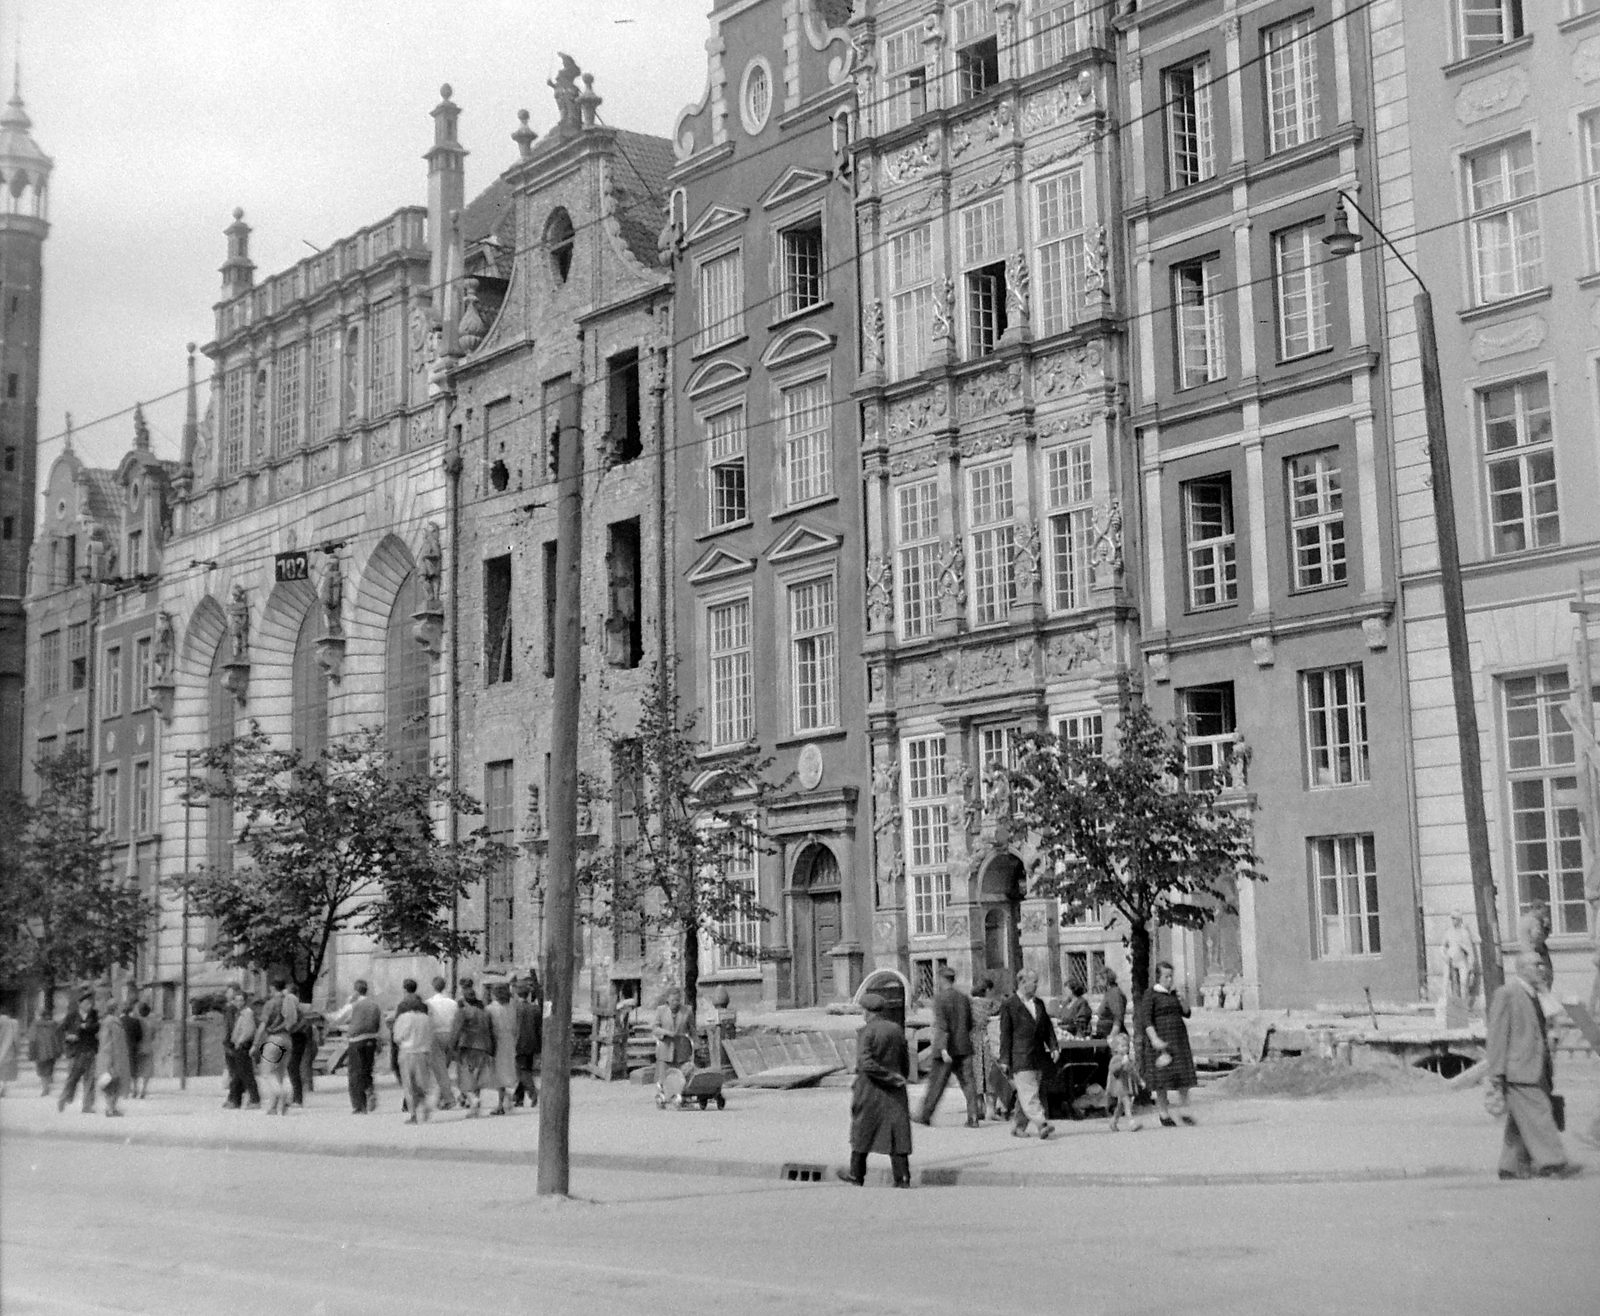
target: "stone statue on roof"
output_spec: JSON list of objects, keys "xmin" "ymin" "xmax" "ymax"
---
[{"xmin": 550, "ymin": 53, "xmax": 583, "ymax": 133}]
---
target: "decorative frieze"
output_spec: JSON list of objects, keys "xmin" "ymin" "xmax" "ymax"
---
[
  {"xmin": 882, "ymin": 134, "xmax": 940, "ymax": 187},
  {"xmin": 887, "ymin": 391, "xmax": 947, "ymax": 441},
  {"xmin": 1036, "ymin": 344, "xmax": 1104, "ymax": 399},
  {"xmin": 956, "ymin": 364, "xmax": 1023, "ymax": 422}
]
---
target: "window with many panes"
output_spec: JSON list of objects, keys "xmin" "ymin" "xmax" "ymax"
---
[
  {"xmin": 369, "ymin": 301, "xmax": 401, "ymax": 415},
  {"xmin": 484, "ymin": 760, "xmax": 516, "ymax": 964},
  {"xmin": 697, "ymin": 250, "xmax": 744, "ymax": 351},
  {"xmin": 880, "ymin": 25, "xmax": 927, "ymax": 131},
  {"xmin": 1312, "ymin": 835, "xmax": 1381, "ymax": 958},
  {"xmin": 1165, "ymin": 57, "xmax": 1215, "ymax": 189},
  {"xmin": 1174, "ymin": 256, "xmax": 1226, "ymax": 387},
  {"xmin": 790, "ymin": 576, "xmax": 838, "ymax": 732},
  {"xmin": 310, "ymin": 323, "xmax": 339, "ymax": 441},
  {"xmin": 103, "ymin": 646, "xmax": 122, "ymax": 718},
  {"xmin": 223, "ymin": 368, "xmax": 248, "ymax": 475},
  {"xmin": 1303, "ymin": 665, "xmax": 1369, "ymax": 787},
  {"xmin": 897, "ymin": 479, "xmax": 940, "ymax": 641},
  {"xmin": 1288, "ymin": 450, "xmax": 1346, "ymax": 589},
  {"xmin": 1465, "ymin": 137, "xmax": 1543, "ymax": 304},
  {"xmin": 890, "ymin": 225, "xmax": 934, "ymax": 380},
  {"xmin": 273, "ymin": 342, "xmax": 302, "ymax": 453},
  {"xmin": 782, "ymin": 378, "xmax": 832, "ymax": 505},
  {"xmin": 1034, "ymin": 172, "xmax": 1085, "ymax": 338},
  {"xmin": 1034, "ymin": 0, "xmax": 1083, "ymax": 68},
  {"xmin": 1456, "ymin": 0, "xmax": 1524, "ymax": 61},
  {"xmin": 1263, "ymin": 14, "xmax": 1320, "ymax": 153},
  {"xmin": 1481, "ymin": 375, "xmax": 1558, "ymax": 555},
  {"xmin": 904, "ymin": 735, "xmax": 950, "ymax": 935},
  {"xmin": 980, "ymin": 725, "xmax": 1019, "ymax": 774},
  {"xmin": 39, "ymin": 629, "xmax": 61, "ymax": 699},
  {"xmin": 1274, "ymin": 222, "xmax": 1330, "ymax": 358},
  {"xmin": 134, "ymin": 761, "xmax": 152, "ymax": 836},
  {"xmin": 1581, "ymin": 111, "xmax": 1600, "ymax": 273},
  {"xmin": 1046, "ymin": 441, "xmax": 1093, "ymax": 612},
  {"xmin": 708, "ymin": 597, "xmax": 753, "ymax": 747},
  {"xmin": 1503, "ymin": 672, "xmax": 1590, "ymax": 936},
  {"xmin": 102, "ymin": 767, "xmax": 119, "ymax": 837},
  {"xmin": 1184, "ymin": 475, "xmax": 1237, "ymax": 609},
  {"xmin": 780, "ymin": 216, "xmax": 823, "ymax": 316},
  {"xmin": 67, "ymin": 622, "xmax": 86, "ymax": 690},
  {"xmin": 704, "ymin": 825, "xmax": 761, "ymax": 972},
  {"xmin": 968, "ymin": 462, "xmax": 1017, "ymax": 625},
  {"xmin": 134, "ymin": 636, "xmax": 152, "ymax": 710},
  {"xmin": 952, "ymin": 0, "xmax": 998, "ymax": 101},
  {"xmin": 1181, "ymin": 683, "xmax": 1236, "ymax": 790},
  {"xmin": 961, "ymin": 198, "xmax": 1008, "ymax": 357},
  {"xmin": 707, "ymin": 406, "xmax": 748, "ymax": 529},
  {"xmin": 1058, "ymin": 711, "xmax": 1104, "ymax": 756},
  {"xmin": 126, "ymin": 530, "xmax": 144, "ymax": 576}
]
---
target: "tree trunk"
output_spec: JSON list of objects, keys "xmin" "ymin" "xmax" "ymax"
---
[
  {"xmin": 683, "ymin": 926, "xmax": 701, "ymax": 1017},
  {"xmin": 1129, "ymin": 917, "xmax": 1153, "ymax": 999}
]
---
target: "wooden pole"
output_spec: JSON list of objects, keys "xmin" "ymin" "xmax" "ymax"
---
[
  {"xmin": 537, "ymin": 367, "xmax": 584, "ymax": 1197},
  {"xmin": 180, "ymin": 748, "xmax": 191, "ymax": 1089}
]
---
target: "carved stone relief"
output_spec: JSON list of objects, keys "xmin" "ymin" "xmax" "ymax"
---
[
  {"xmin": 1454, "ymin": 66, "xmax": 1530, "ymax": 125},
  {"xmin": 887, "ymin": 392, "xmax": 947, "ymax": 441},
  {"xmin": 865, "ymin": 554, "xmax": 894, "ymax": 631},
  {"xmin": 1470, "ymin": 315, "xmax": 1547, "ymax": 363},
  {"xmin": 1036, "ymin": 344, "xmax": 1104, "ymax": 399},
  {"xmin": 956, "ymin": 365, "xmax": 1022, "ymax": 422},
  {"xmin": 882, "ymin": 134, "xmax": 939, "ymax": 186}
]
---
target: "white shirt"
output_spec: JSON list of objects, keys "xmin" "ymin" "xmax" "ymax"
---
[
  {"xmin": 427, "ymin": 992, "xmax": 458, "ymax": 1036},
  {"xmin": 392, "ymin": 1010, "xmax": 434, "ymax": 1056},
  {"xmin": 1020, "ymin": 994, "xmax": 1041, "ymax": 1021}
]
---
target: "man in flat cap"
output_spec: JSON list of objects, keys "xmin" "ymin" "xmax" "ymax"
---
[
  {"xmin": 915, "ymin": 966, "xmax": 980, "ymax": 1128},
  {"xmin": 839, "ymin": 993, "xmax": 914, "ymax": 1188}
]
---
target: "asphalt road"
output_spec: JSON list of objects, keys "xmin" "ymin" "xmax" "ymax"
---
[{"xmin": 4, "ymin": 1140, "xmax": 1597, "ymax": 1315}]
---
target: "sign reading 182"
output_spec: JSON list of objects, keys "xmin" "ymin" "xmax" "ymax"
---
[{"xmin": 274, "ymin": 550, "xmax": 310, "ymax": 583}]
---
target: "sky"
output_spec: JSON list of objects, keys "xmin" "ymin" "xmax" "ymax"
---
[{"xmin": 23, "ymin": 0, "xmax": 711, "ymax": 485}]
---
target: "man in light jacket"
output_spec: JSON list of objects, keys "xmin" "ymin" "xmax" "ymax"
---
[
  {"xmin": 1486, "ymin": 952, "xmax": 1578, "ymax": 1179},
  {"xmin": 425, "ymin": 976, "xmax": 458, "ymax": 1110}
]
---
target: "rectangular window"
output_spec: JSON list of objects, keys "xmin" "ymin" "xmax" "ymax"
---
[
  {"xmin": 790, "ymin": 577, "xmax": 839, "ymax": 733},
  {"xmin": 605, "ymin": 518, "xmax": 643, "ymax": 670},
  {"xmin": 896, "ymin": 479, "xmax": 941, "ymax": 641},
  {"xmin": 904, "ymin": 735, "xmax": 950, "ymax": 936},
  {"xmin": 103, "ymin": 646, "xmax": 123, "ymax": 718},
  {"xmin": 1274, "ymin": 222, "xmax": 1330, "ymax": 358},
  {"xmin": 1303, "ymin": 665, "xmax": 1369, "ymax": 787},
  {"xmin": 606, "ymin": 348, "xmax": 643, "ymax": 464},
  {"xmin": 223, "ymin": 368, "xmax": 248, "ymax": 475},
  {"xmin": 1457, "ymin": 0, "xmax": 1524, "ymax": 60},
  {"xmin": 125, "ymin": 530, "xmax": 144, "ymax": 577},
  {"xmin": 1263, "ymin": 13, "xmax": 1321, "ymax": 154},
  {"xmin": 102, "ymin": 768, "xmax": 120, "ymax": 838},
  {"xmin": 273, "ymin": 342, "xmax": 303, "ymax": 453},
  {"xmin": 483, "ymin": 554, "xmax": 513, "ymax": 686},
  {"xmin": 1181, "ymin": 683, "xmax": 1236, "ymax": 790},
  {"xmin": 782, "ymin": 378, "xmax": 833, "ymax": 505},
  {"xmin": 1311, "ymin": 835, "xmax": 1381, "ymax": 958},
  {"xmin": 780, "ymin": 216, "xmax": 824, "ymax": 316},
  {"xmin": 952, "ymin": 0, "xmax": 998, "ymax": 100},
  {"xmin": 484, "ymin": 760, "xmax": 516, "ymax": 965},
  {"xmin": 134, "ymin": 761, "xmax": 152, "ymax": 836},
  {"xmin": 890, "ymin": 225, "xmax": 934, "ymax": 380},
  {"xmin": 1034, "ymin": 172, "xmax": 1086, "ymax": 338},
  {"xmin": 1165, "ymin": 58, "xmax": 1215, "ymax": 189},
  {"xmin": 968, "ymin": 462, "xmax": 1017, "ymax": 625},
  {"xmin": 1184, "ymin": 475, "xmax": 1237, "ymax": 609},
  {"xmin": 612, "ymin": 742, "xmax": 645, "ymax": 962},
  {"xmin": 1465, "ymin": 137, "xmax": 1543, "ymax": 304},
  {"xmin": 696, "ymin": 250, "xmax": 743, "ymax": 351},
  {"xmin": 1504, "ymin": 672, "xmax": 1590, "ymax": 936},
  {"xmin": 1034, "ymin": 0, "xmax": 1083, "ymax": 68},
  {"xmin": 67, "ymin": 622, "xmax": 86, "ymax": 690},
  {"xmin": 1174, "ymin": 256, "xmax": 1226, "ymax": 387},
  {"xmin": 980, "ymin": 725, "xmax": 1019, "ymax": 773},
  {"xmin": 1583, "ymin": 111, "xmax": 1600, "ymax": 274},
  {"xmin": 309, "ymin": 323, "xmax": 339, "ymax": 441},
  {"xmin": 369, "ymin": 301, "xmax": 401, "ymax": 416},
  {"xmin": 134, "ymin": 636, "xmax": 152, "ymax": 710},
  {"xmin": 39, "ymin": 629, "xmax": 61, "ymax": 699},
  {"xmin": 881, "ymin": 25, "xmax": 928, "ymax": 130},
  {"xmin": 1058, "ymin": 711, "xmax": 1104, "ymax": 756},
  {"xmin": 1288, "ymin": 450, "xmax": 1346, "ymax": 589},
  {"xmin": 1482, "ymin": 375, "xmax": 1558, "ymax": 555},
  {"xmin": 1046, "ymin": 441, "xmax": 1093, "ymax": 612},
  {"xmin": 542, "ymin": 540, "xmax": 558, "ymax": 678},
  {"xmin": 705, "ymin": 826, "xmax": 761, "ymax": 973},
  {"xmin": 709, "ymin": 598, "xmax": 753, "ymax": 747},
  {"xmin": 707, "ymin": 406, "xmax": 748, "ymax": 528},
  {"xmin": 961, "ymin": 198, "xmax": 1008, "ymax": 356}
]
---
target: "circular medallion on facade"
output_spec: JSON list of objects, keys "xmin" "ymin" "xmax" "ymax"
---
[
  {"xmin": 797, "ymin": 741, "xmax": 824, "ymax": 791},
  {"xmin": 105, "ymin": 730, "xmax": 116, "ymax": 754},
  {"xmin": 136, "ymin": 723, "xmax": 147, "ymax": 747}
]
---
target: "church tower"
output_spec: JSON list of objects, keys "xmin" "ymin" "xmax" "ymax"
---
[{"xmin": 0, "ymin": 72, "xmax": 51, "ymax": 795}]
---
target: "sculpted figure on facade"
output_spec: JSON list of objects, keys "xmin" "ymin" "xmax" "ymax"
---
[
  {"xmin": 1013, "ymin": 518, "xmax": 1042, "ymax": 593},
  {"xmin": 864, "ymin": 554, "xmax": 893, "ymax": 631},
  {"xmin": 1091, "ymin": 499, "xmax": 1124, "ymax": 574},
  {"xmin": 152, "ymin": 611, "xmax": 175, "ymax": 683},
  {"xmin": 861, "ymin": 299, "xmax": 885, "ymax": 373},
  {"xmin": 950, "ymin": 759, "xmax": 980, "ymax": 837},
  {"xmin": 228, "ymin": 583, "xmax": 250, "ymax": 661},
  {"xmin": 983, "ymin": 761, "xmax": 1012, "ymax": 820},
  {"xmin": 938, "ymin": 536, "xmax": 967, "ymax": 610},
  {"xmin": 930, "ymin": 276, "xmax": 955, "ymax": 345},
  {"xmin": 1005, "ymin": 252, "xmax": 1030, "ymax": 329},
  {"xmin": 550, "ymin": 53, "xmax": 584, "ymax": 133},
  {"xmin": 321, "ymin": 556, "xmax": 345, "ymax": 637},
  {"xmin": 420, "ymin": 522, "xmax": 444, "ymax": 609},
  {"xmin": 1084, "ymin": 225, "xmax": 1110, "ymax": 294}
]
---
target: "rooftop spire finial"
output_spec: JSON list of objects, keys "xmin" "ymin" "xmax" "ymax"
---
[{"xmin": 63, "ymin": 411, "xmax": 73, "ymax": 452}]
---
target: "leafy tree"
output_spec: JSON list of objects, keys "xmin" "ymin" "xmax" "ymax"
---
[
  {"xmin": 175, "ymin": 724, "xmax": 504, "ymax": 1003},
  {"xmin": 0, "ymin": 746, "xmax": 152, "ymax": 1009},
  {"xmin": 1007, "ymin": 702, "xmax": 1260, "ymax": 995},
  {"xmin": 570, "ymin": 664, "xmax": 786, "ymax": 1012}
]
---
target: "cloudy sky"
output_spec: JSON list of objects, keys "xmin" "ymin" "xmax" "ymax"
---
[{"xmin": 26, "ymin": 0, "xmax": 710, "ymax": 482}]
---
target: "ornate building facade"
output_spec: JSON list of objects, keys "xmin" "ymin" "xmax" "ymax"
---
[{"xmin": 851, "ymin": 0, "xmax": 1136, "ymax": 1000}]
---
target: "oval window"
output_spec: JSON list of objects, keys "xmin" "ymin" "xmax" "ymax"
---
[{"xmin": 740, "ymin": 59, "xmax": 773, "ymax": 136}]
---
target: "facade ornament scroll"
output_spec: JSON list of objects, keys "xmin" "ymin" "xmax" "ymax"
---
[
  {"xmin": 938, "ymin": 536, "xmax": 967, "ymax": 611},
  {"xmin": 1091, "ymin": 499, "xmax": 1124, "ymax": 577},
  {"xmin": 865, "ymin": 554, "xmax": 894, "ymax": 632},
  {"xmin": 861, "ymin": 299, "xmax": 885, "ymax": 375},
  {"xmin": 1083, "ymin": 225, "xmax": 1110, "ymax": 298},
  {"xmin": 1013, "ymin": 518, "xmax": 1042, "ymax": 593},
  {"xmin": 930, "ymin": 275, "xmax": 955, "ymax": 346},
  {"xmin": 457, "ymin": 279, "xmax": 487, "ymax": 354},
  {"xmin": 1004, "ymin": 251, "xmax": 1031, "ymax": 341}
]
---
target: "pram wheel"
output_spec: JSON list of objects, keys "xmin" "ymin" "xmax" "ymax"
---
[
  {"xmin": 697, "ymin": 1096, "xmax": 709, "ymax": 1110},
  {"xmin": 715, "ymin": 1094, "xmax": 726, "ymax": 1110}
]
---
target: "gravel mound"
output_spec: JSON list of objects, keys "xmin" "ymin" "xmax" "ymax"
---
[{"xmin": 1213, "ymin": 1056, "xmax": 1446, "ymax": 1099}]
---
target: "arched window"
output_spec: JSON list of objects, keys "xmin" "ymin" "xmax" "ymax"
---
[
  {"xmin": 206, "ymin": 641, "xmax": 235, "ymax": 876},
  {"xmin": 291, "ymin": 606, "xmax": 328, "ymax": 759},
  {"xmin": 386, "ymin": 570, "xmax": 430, "ymax": 776},
  {"xmin": 545, "ymin": 208, "xmax": 575, "ymax": 283}
]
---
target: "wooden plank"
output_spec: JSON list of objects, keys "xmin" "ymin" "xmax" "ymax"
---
[
  {"xmin": 722, "ymin": 1038, "xmax": 760, "ymax": 1080},
  {"xmin": 814, "ymin": 1033, "xmax": 844, "ymax": 1066},
  {"xmin": 789, "ymin": 1034, "xmax": 822, "ymax": 1065},
  {"xmin": 837, "ymin": 1034, "xmax": 858, "ymax": 1070}
]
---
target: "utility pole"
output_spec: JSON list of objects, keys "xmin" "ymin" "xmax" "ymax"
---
[
  {"xmin": 180, "ymin": 748, "xmax": 192, "ymax": 1089},
  {"xmin": 537, "ymin": 364, "xmax": 584, "ymax": 1197}
]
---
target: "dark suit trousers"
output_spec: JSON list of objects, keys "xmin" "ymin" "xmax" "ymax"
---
[
  {"xmin": 347, "ymin": 1039, "xmax": 378, "ymax": 1112},
  {"xmin": 1501, "ymin": 1083, "xmax": 1566, "ymax": 1174},
  {"xmin": 225, "ymin": 1047, "xmax": 260, "ymax": 1106},
  {"xmin": 58, "ymin": 1051, "xmax": 96, "ymax": 1111},
  {"xmin": 918, "ymin": 1053, "xmax": 977, "ymax": 1121}
]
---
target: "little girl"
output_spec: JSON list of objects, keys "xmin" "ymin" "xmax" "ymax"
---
[{"xmin": 1106, "ymin": 1030, "xmax": 1140, "ymax": 1132}]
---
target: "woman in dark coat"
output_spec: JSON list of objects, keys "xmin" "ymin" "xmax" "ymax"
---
[
  {"xmin": 1138, "ymin": 961, "xmax": 1197, "ymax": 1127},
  {"xmin": 839, "ymin": 993, "xmax": 913, "ymax": 1188}
]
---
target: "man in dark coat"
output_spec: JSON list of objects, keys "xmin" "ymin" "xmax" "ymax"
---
[
  {"xmin": 915, "ymin": 966, "xmax": 980, "ymax": 1127},
  {"xmin": 1486, "ymin": 952, "xmax": 1578, "ymax": 1179},
  {"xmin": 57, "ymin": 992, "xmax": 100, "ymax": 1113},
  {"xmin": 28, "ymin": 1008, "xmax": 64, "ymax": 1097},
  {"xmin": 838, "ymin": 993, "xmax": 913, "ymax": 1188},
  {"xmin": 998, "ymin": 968, "xmax": 1057, "ymax": 1139},
  {"xmin": 512, "ymin": 980, "xmax": 542, "ymax": 1108}
]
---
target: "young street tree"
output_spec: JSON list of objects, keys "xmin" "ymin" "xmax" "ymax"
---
[
  {"xmin": 177, "ymin": 725, "xmax": 504, "ymax": 1003},
  {"xmin": 1007, "ymin": 702, "xmax": 1259, "ymax": 995},
  {"xmin": 0, "ymin": 746, "xmax": 153, "ymax": 1009},
  {"xmin": 572, "ymin": 665, "xmax": 785, "ymax": 1012}
]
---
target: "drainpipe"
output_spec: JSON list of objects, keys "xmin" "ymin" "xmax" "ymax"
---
[{"xmin": 446, "ymin": 412, "xmax": 463, "ymax": 993}]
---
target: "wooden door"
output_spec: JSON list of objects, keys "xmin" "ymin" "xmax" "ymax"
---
[{"xmin": 812, "ymin": 893, "xmax": 841, "ymax": 1002}]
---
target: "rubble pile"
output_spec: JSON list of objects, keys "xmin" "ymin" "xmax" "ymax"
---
[{"xmin": 1214, "ymin": 1056, "xmax": 1444, "ymax": 1099}]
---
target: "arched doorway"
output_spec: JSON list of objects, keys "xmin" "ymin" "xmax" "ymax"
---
[
  {"xmin": 385, "ymin": 569, "xmax": 429, "ymax": 776},
  {"xmin": 792, "ymin": 843, "xmax": 843, "ymax": 1006},
  {"xmin": 291, "ymin": 604, "xmax": 328, "ymax": 758},
  {"xmin": 980, "ymin": 853, "xmax": 1025, "ymax": 987}
]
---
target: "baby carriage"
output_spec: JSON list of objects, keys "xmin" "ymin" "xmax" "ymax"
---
[{"xmin": 654, "ymin": 1032, "xmax": 726, "ymax": 1111}]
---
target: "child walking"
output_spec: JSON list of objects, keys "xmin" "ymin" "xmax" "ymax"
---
[{"xmin": 1106, "ymin": 1030, "xmax": 1141, "ymax": 1132}]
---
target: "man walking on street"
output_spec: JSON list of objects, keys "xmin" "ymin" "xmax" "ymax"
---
[
  {"xmin": 999, "ymin": 968, "xmax": 1058, "ymax": 1139},
  {"xmin": 915, "ymin": 966, "xmax": 980, "ymax": 1128},
  {"xmin": 28, "ymin": 1007, "xmax": 63, "ymax": 1097},
  {"xmin": 57, "ymin": 991, "xmax": 100, "ymax": 1113},
  {"xmin": 837, "ymin": 992, "xmax": 914, "ymax": 1188},
  {"xmin": 392, "ymin": 986, "xmax": 434, "ymax": 1124},
  {"xmin": 223, "ymin": 986, "xmax": 260, "ymax": 1109},
  {"xmin": 337, "ymin": 980, "xmax": 382, "ymax": 1115},
  {"xmin": 426, "ymin": 976, "xmax": 458, "ymax": 1110},
  {"xmin": 1486, "ymin": 952, "xmax": 1580, "ymax": 1180},
  {"xmin": 512, "ymin": 980, "xmax": 542, "ymax": 1108}
]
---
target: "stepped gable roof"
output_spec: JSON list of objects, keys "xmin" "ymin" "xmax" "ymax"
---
[{"xmin": 607, "ymin": 129, "xmax": 674, "ymax": 269}]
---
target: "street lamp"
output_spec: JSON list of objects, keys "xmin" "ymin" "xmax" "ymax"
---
[{"xmin": 1322, "ymin": 193, "xmax": 1504, "ymax": 1002}]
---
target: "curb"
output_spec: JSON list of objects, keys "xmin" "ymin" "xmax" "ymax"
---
[{"xmin": 2, "ymin": 1123, "xmax": 1491, "ymax": 1189}]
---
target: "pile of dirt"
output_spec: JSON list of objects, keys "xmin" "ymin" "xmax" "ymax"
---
[{"xmin": 1212, "ymin": 1056, "xmax": 1445, "ymax": 1099}]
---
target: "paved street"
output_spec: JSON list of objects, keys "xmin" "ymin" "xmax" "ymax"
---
[{"xmin": 5, "ymin": 1136, "xmax": 1598, "ymax": 1316}]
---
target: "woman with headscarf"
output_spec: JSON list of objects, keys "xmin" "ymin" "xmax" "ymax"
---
[
  {"xmin": 837, "ymin": 992, "xmax": 914, "ymax": 1188},
  {"xmin": 95, "ymin": 993, "xmax": 132, "ymax": 1117},
  {"xmin": 448, "ymin": 981, "xmax": 494, "ymax": 1117},
  {"xmin": 1137, "ymin": 961, "xmax": 1197, "ymax": 1127}
]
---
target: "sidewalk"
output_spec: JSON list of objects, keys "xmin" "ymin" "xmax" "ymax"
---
[{"xmin": 6, "ymin": 1059, "xmax": 1596, "ymax": 1188}]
